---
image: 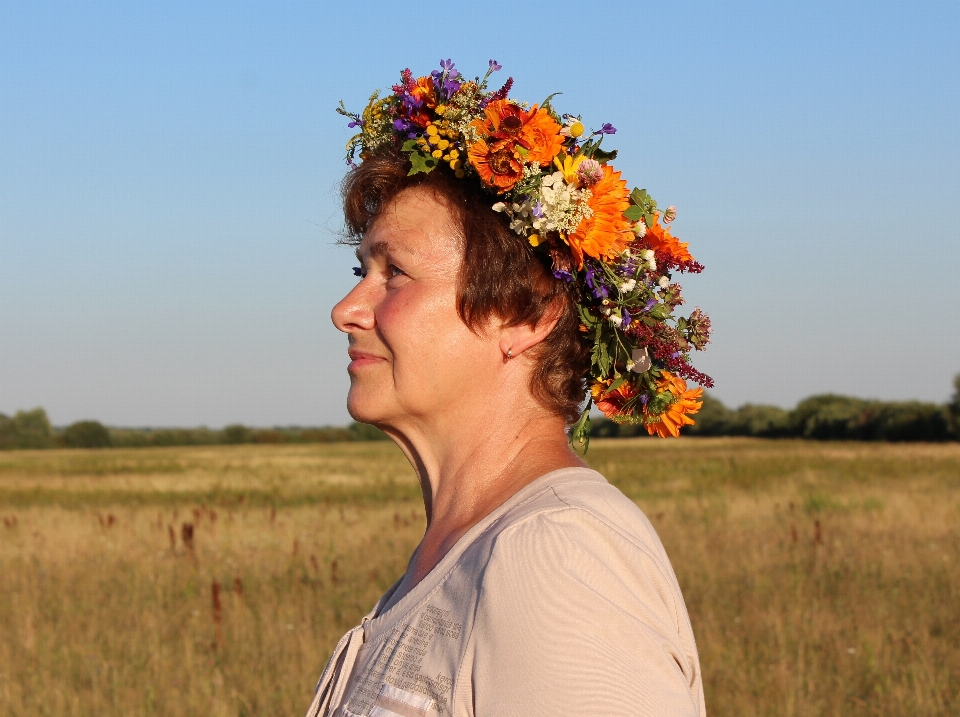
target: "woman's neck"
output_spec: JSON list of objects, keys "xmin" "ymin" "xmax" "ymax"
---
[{"xmin": 382, "ymin": 404, "xmax": 586, "ymax": 588}]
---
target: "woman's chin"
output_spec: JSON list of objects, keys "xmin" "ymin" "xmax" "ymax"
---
[{"xmin": 345, "ymin": 389, "xmax": 394, "ymax": 427}]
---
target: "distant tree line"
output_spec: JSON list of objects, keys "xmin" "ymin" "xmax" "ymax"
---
[
  {"xmin": 594, "ymin": 373, "xmax": 960, "ymax": 442},
  {"xmin": 3, "ymin": 373, "xmax": 958, "ymax": 449},
  {"xmin": 0, "ymin": 411, "xmax": 388, "ymax": 450}
]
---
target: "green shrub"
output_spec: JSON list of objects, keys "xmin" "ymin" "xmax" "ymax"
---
[
  {"xmin": 788, "ymin": 395, "xmax": 869, "ymax": 440},
  {"xmin": 64, "ymin": 421, "xmax": 112, "ymax": 448},
  {"xmin": 0, "ymin": 414, "xmax": 16, "ymax": 450},
  {"xmin": 12, "ymin": 408, "xmax": 55, "ymax": 449},
  {"xmin": 949, "ymin": 373, "xmax": 960, "ymax": 439},
  {"xmin": 729, "ymin": 404, "xmax": 791, "ymax": 438},
  {"xmin": 222, "ymin": 424, "xmax": 250, "ymax": 444},
  {"xmin": 684, "ymin": 393, "xmax": 734, "ymax": 436},
  {"xmin": 874, "ymin": 402, "xmax": 950, "ymax": 442}
]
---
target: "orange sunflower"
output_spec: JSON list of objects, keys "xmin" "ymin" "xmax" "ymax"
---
[
  {"xmin": 643, "ymin": 213, "xmax": 694, "ymax": 264},
  {"xmin": 468, "ymin": 137, "xmax": 524, "ymax": 192},
  {"xmin": 591, "ymin": 380, "xmax": 641, "ymax": 422},
  {"xmin": 567, "ymin": 164, "xmax": 633, "ymax": 267},
  {"xmin": 643, "ymin": 371, "xmax": 703, "ymax": 438},
  {"xmin": 467, "ymin": 100, "xmax": 563, "ymax": 191}
]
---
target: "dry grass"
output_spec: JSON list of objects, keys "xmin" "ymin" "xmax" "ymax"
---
[{"xmin": 1, "ymin": 439, "xmax": 958, "ymax": 716}]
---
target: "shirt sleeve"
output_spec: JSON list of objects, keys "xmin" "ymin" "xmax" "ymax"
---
[{"xmin": 465, "ymin": 507, "xmax": 704, "ymax": 717}]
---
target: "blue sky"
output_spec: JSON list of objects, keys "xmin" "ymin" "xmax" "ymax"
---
[{"xmin": 1, "ymin": 1, "xmax": 958, "ymax": 427}]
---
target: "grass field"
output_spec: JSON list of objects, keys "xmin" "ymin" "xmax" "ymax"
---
[{"xmin": 1, "ymin": 438, "xmax": 958, "ymax": 716}]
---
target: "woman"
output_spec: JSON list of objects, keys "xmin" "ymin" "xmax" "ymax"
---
[{"xmin": 308, "ymin": 61, "xmax": 711, "ymax": 717}]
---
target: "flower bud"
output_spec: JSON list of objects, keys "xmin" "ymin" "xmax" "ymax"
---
[{"xmin": 663, "ymin": 206, "xmax": 677, "ymax": 223}]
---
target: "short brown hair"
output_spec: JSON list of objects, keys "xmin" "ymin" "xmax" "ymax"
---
[{"xmin": 341, "ymin": 150, "xmax": 590, "ymax": 424}]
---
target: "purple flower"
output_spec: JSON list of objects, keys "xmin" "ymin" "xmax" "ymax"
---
[
  {"xmin": 553, "ymin": 267, "xmax": 573, "ymax": 283},
  {"xmin": 594, "ymin": 123, "xmax": 617, "ymax": 135},
  {"xmin": 621, "ymin": 310, "xmax": 632, "ymax": 328},
  {"xmin": 442, "ymin": 77, "xmax": 461, "ymax": 98},
  {"xmin": 433, "ymin": 59, "xmax": 462, "ymax": 99},
  {"xmin": 531, "ymin": 201, "xmax": 544, "ymax": 219},
  {"xmin": 393, "ymin": 118, "xmax": 411, "ymax": 132},
  {"xmin": 584, "ymin": 265, "xmax": 609, "ymax": 299},
  {"xmin": 347, "ymin": 119, "xmax": 363, "ymax": 128},
  {"xmin": 640, "ymin": 394, "xmax": 650, "ymax": 406},
  {"xmin": 643, "ymin": 297, "xmax": 657, "ymax": 312},
  {"xmin": 489, "ymin": 59, "xmax": 502, "ymax": 72}
]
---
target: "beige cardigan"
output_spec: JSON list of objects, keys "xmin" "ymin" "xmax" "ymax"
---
[{"xmin": 306, "ymin": 467, "xmax": 706, "ymax": 717}]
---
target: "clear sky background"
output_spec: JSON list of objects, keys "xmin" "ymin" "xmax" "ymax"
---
[{"xmin": 1, "ymin": 0, "xmax": 958, "ymax": 428}]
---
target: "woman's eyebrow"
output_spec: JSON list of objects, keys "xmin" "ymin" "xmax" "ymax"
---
[{"xmin": 360, "ymin": 239, "xmax": 416, "ymax": 262}]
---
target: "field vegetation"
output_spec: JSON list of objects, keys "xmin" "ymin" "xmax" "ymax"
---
[{"xmin": 1, "ymin": 439, "xmax": 958, "ymax": 716}]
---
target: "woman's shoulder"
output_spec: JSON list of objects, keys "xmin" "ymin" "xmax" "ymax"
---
[
  {"xmin": 486, "ymin": 467, "xmax": 673, "ymax": 572},
  {"xmin": 463, "ymin": 467, "xmax": 685, "ymax": 613}
]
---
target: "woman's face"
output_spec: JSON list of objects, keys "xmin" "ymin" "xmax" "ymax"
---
[{"xmin": 331, "ymin": 187, "xmax": 501, "ymax": 429}]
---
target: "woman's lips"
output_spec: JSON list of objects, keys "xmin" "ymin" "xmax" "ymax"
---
[{"xmin": 347, "ymin": 350, "xmax": 386, "ymax": 371}]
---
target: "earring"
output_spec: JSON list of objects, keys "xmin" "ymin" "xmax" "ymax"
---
[{"xmin": 506, "ymin": 348, "xmax": 513, "ymax": 359}]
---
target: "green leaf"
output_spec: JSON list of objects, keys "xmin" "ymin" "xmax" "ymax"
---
[
  {"xmin": 607, "ymin": 374, "xmax": 630, "ymax": 394},
  {"xmin": 579, "ymin": 138, "xmax": 598, "ymax": 157},
  {"xmin": 623, "ymin": 205, "xmax": 644, "ymax": 221},
  {"xmin": 577, "ymin": 305, "xmax": 599, "ymax": 327},
  {"xmin": 540, "ymin": 92, "xmax": 562, "ymax": 109},
  {"xmin": 592, "ymin": 147, "xmax": 618, "ymax": 163},
  {"xmin": 649, "ymin": 304, "xmax": 672, "ymax": 320},
  {"xmin": 630, "ymin": 188, "xmax": 649, "ymax": 205},
  {"xmin": 401, "ymin": 139, "xmax": 418, "ymax": 152},
  {"xmin": 569, "ymin": 403, "xmax": 592, "ymax": 453},
  {"xmin": 407, "ymin": 151, "xmax": 437, "ymax": 176}
]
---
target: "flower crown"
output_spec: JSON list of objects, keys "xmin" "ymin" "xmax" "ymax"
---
[{"xmin": 338, "ymin": 60, "xmax": 713, "ymax": 446}]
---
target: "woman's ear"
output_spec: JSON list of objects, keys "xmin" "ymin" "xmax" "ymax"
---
[{"xmin": 498, "ymin": 296, "xmax": 565, "ymax": 360}]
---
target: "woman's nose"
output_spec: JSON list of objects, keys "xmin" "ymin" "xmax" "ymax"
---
[{"xmin": 331, "ymin": 280, "xmax": 376, "ymax": 333}]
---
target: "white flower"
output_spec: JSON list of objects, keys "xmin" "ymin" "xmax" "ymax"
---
[
  {"xmin": 658, "ymin": 276, "xmax": 670, "ymax": 289},
  {"xmin": 533, "ymin": 172, "xmax": 593, "ymax": 234},
  {"xmin": 633, "ymin": 220, "xmax": 647, "ymax": 238},
  {"xmin": 509, "ymin": 218, "xmax": 530, "ymax": 235},
  {"xmin": 619, "ymin": 279, "xmax": 637, "ymax": 293},
  {"xmin": 491, "ymin": 202, "xmax": 507, "ymax": 213},
  {"xmin": 626, "ymin": 359, "xmax": 636, "ymax": 371},
  {"xmin": 559, "ymin": 116, "xmax": 585, "ymax": 138},
  {"xmin": 608, "ymin": 311, "xmax": 622, "ymax": 327},
  {"xmin": 648, "ymin": 257, "xmax": 657, "ymax": 271}
]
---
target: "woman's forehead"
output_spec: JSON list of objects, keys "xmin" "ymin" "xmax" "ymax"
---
[{"xmin": 359, "ymin": 188, "xmax": 461, "ymax": 258}]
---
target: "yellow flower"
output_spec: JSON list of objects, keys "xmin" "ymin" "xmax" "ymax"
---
[
  {"xmin": 528, "ymin": 234, "xmax": 542, "ymax": 247},
  {"xmin": 643, "ymin": 372, "xmax": 703, "ymax": 438},
  {"xmin": 553, "ymin": 152, "xmax": 587, "ymax": 186}
]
